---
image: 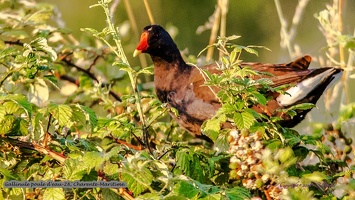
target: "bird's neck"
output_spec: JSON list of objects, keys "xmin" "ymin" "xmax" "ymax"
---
[
  {"xmin": 151, "ymin": 51, "xmax": 191, "ymax": 72},
  {"xmin": 151, "ymin": 53, "xmax": 192, "ymax": 103}
]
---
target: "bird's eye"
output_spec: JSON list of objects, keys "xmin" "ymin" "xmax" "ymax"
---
[{"xmin": 148, "ymin": 27, "xmax": 153, "ymax": 31}]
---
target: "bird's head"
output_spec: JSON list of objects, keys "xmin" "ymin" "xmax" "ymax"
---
[{"xmin": 133, "ymin": 25, "xmax": 180, "ymax": 62}]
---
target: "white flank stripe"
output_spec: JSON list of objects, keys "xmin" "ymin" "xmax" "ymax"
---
[{"xmin": 276, "ymin": 68, "xmax": 340, "ymax": 106}]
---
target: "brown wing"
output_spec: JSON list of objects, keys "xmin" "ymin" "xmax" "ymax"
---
[
  {"xmin": 188, "ymin": 55, "xmax": 315, "ymax": 119},
  {"xmin": 190, "ymin": 55, "xmax": 314, "ymax": 99},
  {"xmin": 189, "ymin": 64, "xmax": 221, "ymax": 107},
  {"xmin": 241, "ymin": 55, "xmax": 313, "ymax": 87}
]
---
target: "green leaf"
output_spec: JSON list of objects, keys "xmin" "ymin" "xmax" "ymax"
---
[
  {"xmin": 173, "ymin": 181, "xmax": 199, "ymax": 199},
  {"xmin": 243, "ymin": 46, "xmax": 259, "ymax": 56},
  {"xmin": 287, "ymin": 103, "xmax": 315, "ymax": 111},
  {"xmin": 0, "ymin": 115, "xmax": 15, "ymax": 135},
  {"xmin": 25, "ymin": 10, "xmax": 53, "ymax": 25},
  {"xmin": 251, "ymin": 91, "xmax": 267, "ymax": 106},
  {"xmin": 113, "ymin": 62, "xmax": 133, "ymax": 73},
  {"xmin": 1, "ymin": 30, "xmax": 29, "ymax": 40},
  {"xmin": 102, "ymin": 188, "xmax": 122, "ymax": 200},
  {"xmin": 302, "ymin": 171, "xmax": 327, "ymax": 183},
  {"xmin": 284, "ymin": 131, "xmax": 301, "ymax": 147},
  {"xmin": 72, "ymin": 104, "xmax": 98, "ymax": 130},
  {"xmin": 63, "ymin": 158, "xmax": 87, "ymax": 180},
  {"xmin": 0, "ymin": 168, "xmax": 20, "ymax": 180},
  {"xmin": 176, "ymin": 149, "xmax": 192, "ymax": 175},
  {"xmin": 43, "ymin": 188, "xmax": 65, "ymax": 200},
  {"xmin": 233, "ymin": 111, "xmax": 255, "ymax": 130},
  {"xmin": 203, "ymin": 118, "xmax": 221, "ymax": 141},
  {"xmin": 28, "ymin": 78, "xmax": 49, "ymax": 107},
  {"xmin": 121, "ymin": 166, "xmax": 153, "ymax": 196},
  {"xmin": 137, "ymin": 66, "xmax": 154, "ymax": 75},
  {"xmin": 229, "ymin": 48, "xmax": 238, "ymax": 63},
  {"xmin": 48, "ymin": 103, "xmax": 73, "ymax": 127},
  {"xmin": 225, "ymin": 187, "xmax": 250, "ymax": 200},
  {"xmin": 83, "ymin": 152, "xmax": 105, "ymax": 173},
  {"xmin": 0, "ymin": 94, "xmax": 32, "ymax": 117}
]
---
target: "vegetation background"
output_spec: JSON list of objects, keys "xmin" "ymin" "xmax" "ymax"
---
[
  {"xmin": 0, "ymin": 0, "xmax": 355, "ymax": 199},
  {"xmin": 40, "ymin": 0, "xmax": 355, "ymax": 118}
]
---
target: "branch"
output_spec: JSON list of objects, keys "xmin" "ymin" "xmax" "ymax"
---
[
  {"xmin": 1, "ymin": 137, "xmax": 67, "ymax": 163},
  {"xmin": 58, "ymin": 54, "xmax": 122, "ymax": 102}
]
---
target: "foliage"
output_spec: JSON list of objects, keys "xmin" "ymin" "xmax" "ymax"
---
[{"xmin": 0, "ymin": 0, "xmax": 354, "ymax": 200}]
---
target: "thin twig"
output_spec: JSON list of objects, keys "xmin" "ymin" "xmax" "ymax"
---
[
  {"xmin": 59, "ymin": 54, "xmax": 122, "ymax": 102},
  {"xmin": 43, "ymin": 113, "xmax": 52, "ymax": 147},
  {"xmin": 123, "ymin": 0, "xmax": 149, "ymax": 80}
]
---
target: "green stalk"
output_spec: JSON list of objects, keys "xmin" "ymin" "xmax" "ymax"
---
[{"xmin": 93, "ymin": 1, "xmax": 148, "ymax": 150}]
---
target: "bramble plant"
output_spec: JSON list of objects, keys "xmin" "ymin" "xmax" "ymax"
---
[{"xmin": 0, "ymin": 0, "xmax": 354, "ymax": 200}]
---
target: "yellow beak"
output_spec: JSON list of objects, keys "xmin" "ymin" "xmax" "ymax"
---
[{"xmin": 133, "ymin": 49, "xmax": 142, "ymax": 57}]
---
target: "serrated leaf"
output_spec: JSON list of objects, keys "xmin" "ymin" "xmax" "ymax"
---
[
  {"xmin": 302, "ymin": 171, "xmax": 327, "ymax": 183},
  {"xmin": 36, "ymin": 37, "xmax": 57, "ymax": 61},
  {"xmin": 43, "ymin": 188, "xmax": 65, "ymax": 200},
  {"xmin": 229, "ymin": 48, "xmax": 238, "ymax": 63},
  {"xmin": 72, "ymin": 104, "xmax": 98, "ymax": 130},
  {"xmin": 1, "ymin": 30, "xmax": 29, "ymax": 40},
  {"xmin": 0, "ymin": 168, "xmax": 20, "ymax": 180},
  {"xmin": 137, "ymin": 66, "xmax": 154, "ymax": 75},
  {"xmin": 113, "ymin": 62, "xmax": 133, "ymax": 73},
  {"xmin": 102, "ymin": 188, "xmax": 122, "ymax": 200},
  {"xmin": 284, "ymin": 132, "xmax": 301, "ymax": 147},
  {"xmin": 28, "ymin": 78, "xmax": 49, "ymax": 107},
  {"xmin": 203, "ymin": 118, "xmax": 221, "ymax": 141},
  {"xmin": 25, "ymin": 10, "xmax": 53, "ymax": 25},
  {"xmin": 83, "ymin": 151, "xmax": 105, "ymax": 173},
  {"xmin": 251, "ymin": 91, "xmax": 267, "ymax": 106},
  {"xmin": 256, "ymin": 78, "xmax": 274, "ymax": 86},
  {"xmin": 63, "ymin": 158, "xmax": 86, "ymax": 180},
  {"xmin": 0, "ymin": 94, "xmax": 32, "ymax": 117},
  {"xmin": 0, "ymin": 115, "xmax": 15, "ymax": 134},
  {"xmin": 48, "ymin": 103, "xmax": 73, "ymax": 127},
  {"xmin": 233, "ymin": 111, "xmax": 255, "ymax": 130},
  {"xmin": 225, "ymin": 187, "xmax": 250, "ymax": 200},
  {"xmin": 243, "ymin": 46, "xmax": 259, "ymax": 56},
  {"xmin": 173, "ymin": 181, "xmax": 199, "ymax": 199},
  {"xmin": 214, "ymin": 132, "xmax": 230, "ymax": 152},
  {"xmin": 176, "ymin": 149, "xmax": 192, "ymax": 174},
  {"xmin": 235, "ymin": 67, "xmax": 259, "ymax": 77},
  {"xmin": 287, "ymin": 103, "xmax": 315, "ymax": 111},
  {"xmin": 121, "ymin": 167, "xmax": 153, "ymax": 196}
]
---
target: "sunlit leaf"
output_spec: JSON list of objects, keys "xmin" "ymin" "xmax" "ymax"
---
[
  {"xmin": 121, "ymin": 166, "xmax": 153, "ymax": 196},
  {"xmin": 43, "ymin": 188, "xmax": 65, "ymax": 200},
  {"xmin": 28, "ymin": 78, "xmax": 49, "ymax": 107},
  {"xmin": 302, "ymin": 171, "xmax": 327, "ymax": 183},
  {"xmin": 48, "ymin": 103, "xmax": 73, "ymax": 127},
  {"xmin": 234, "ymin": 111, "xmax": 255, "ymax": 130},
  {"xmin": 83, "ymin": 151, "xmax": 105, "ymax": 173},
  {"xmin": 25, "ymin": 10, "xmax": 53, "ymax": 25}
]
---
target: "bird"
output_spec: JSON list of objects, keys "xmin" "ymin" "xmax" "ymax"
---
[{"xmin": 133, "ymin": 24, "xmax": 343, "ymax": 142}]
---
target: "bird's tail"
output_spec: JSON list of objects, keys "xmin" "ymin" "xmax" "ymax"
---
[{"xmin": 276, "ymin": 67, "xmax": 343, "ymax": 107}]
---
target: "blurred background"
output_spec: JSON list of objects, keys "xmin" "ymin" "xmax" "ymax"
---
[
  {"xmin": 40, "ymin": 0, "xmax": 355, "ymax": 62},
  {"xmin": 40, "ymin": 0, "xmax": 355, "ymax": 131}
]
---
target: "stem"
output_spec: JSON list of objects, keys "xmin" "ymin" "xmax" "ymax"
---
[
  {"xmin": 98, "ymin": 1, "xmax": 149, "ymax": 151},
  {"xmin": 274, "ymin": 0, "xmax": 295, "ymax": 58},
  {"xmin": 143, "ymin": 0, "xmax": 155, "ymax": 24},
  {"xmin": 219, "ymin": 0, "xmax": 229, "ymax": 60},
  {"xmin": 206, "ymin": 3, "xmax": 221, "ymax": 61}
]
